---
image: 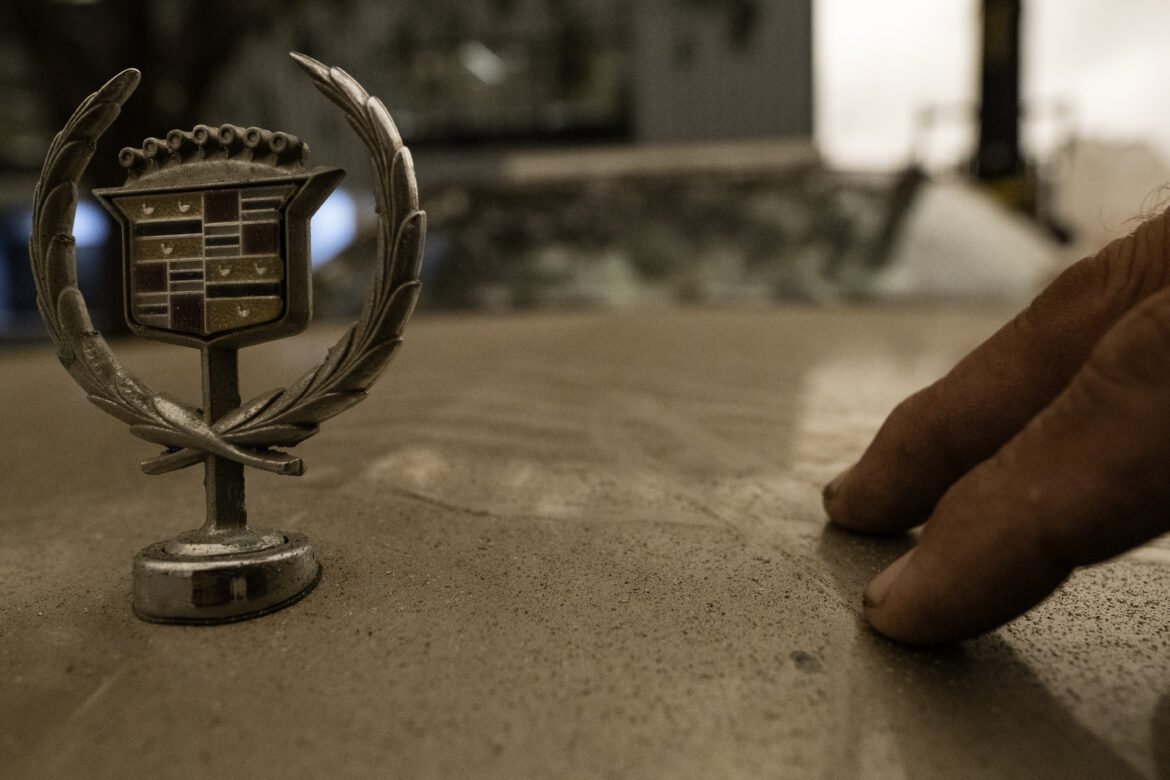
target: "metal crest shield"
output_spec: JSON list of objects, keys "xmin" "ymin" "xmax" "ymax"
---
[{"xmin": 98, "ymin": 167, "xmax": 342, "ymax": 349}]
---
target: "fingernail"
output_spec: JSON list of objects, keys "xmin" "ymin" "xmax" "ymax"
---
[
  {"xmin": 863, "ymin": 548, "xmax": 915, "ymax": 611},
  {"xmin": 822, "ymin": 464, "xmax": 854, "ymax": 503}
]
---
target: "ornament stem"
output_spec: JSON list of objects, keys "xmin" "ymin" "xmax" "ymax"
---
[{"xmin": 201, "ymin": 344, "xmax": 246, "ymax": 530}]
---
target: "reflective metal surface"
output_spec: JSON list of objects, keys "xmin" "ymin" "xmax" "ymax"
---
[
  {"xmin": 29, "ymin": 55, "xmax": 424, "ymax": 623},
  {"xmin": 133, "ymin": 532, "xmax": 319, "ymax": 624}
]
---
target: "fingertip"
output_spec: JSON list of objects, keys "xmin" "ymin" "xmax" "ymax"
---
[
  {"xmin": 862, "ymin": 547, "xmax": 914, "ymax": 611},
  {"xmin": 822, "ymin": 463, "xmax": 853, "ymax": 518},
  {"xmin": 822, "ymin": 464, "xmax": 851, "ymax": 503},
  {"xmin": 860, "ymin": 546, "xmax": 955, "ymax": 646},
  {"xmin": 859, "ymin": 546, "xmax": 960, "ymax": 646},
  {"xmin": 823, "ymin": 462, "xmax": 914, "ymax": 534}
]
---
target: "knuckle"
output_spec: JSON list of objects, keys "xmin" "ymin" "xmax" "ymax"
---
[
  {"xmin": 1025, "ymin": 208, "xmax": 1170, "ymax": 329},
  {"xmin": 1094, "ymin": 208, "xmax": 1170, "ymax": 307},
  {"xmin": 1026, "ymin": 251, "xmax": 1113, "ymax": 323},
  {"xmin": 1125, "ymin": 207, "xmax": 1170, "ymax": 300},
  {"xmin": 882, "ymin": 386, "xmax": 966, "ymax": 474},
  {"xmin": 1130, "ymin": 298, "xmax": 1170, "ymax": 349},
  {"xmin": 1088, "ymin": 292, "xmax": 1170, "ymax": 388}
]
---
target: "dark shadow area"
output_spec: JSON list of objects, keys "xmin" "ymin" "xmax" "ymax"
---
[
  {"xmin": 866, "ymin": 634, "xmax": 1143, "ymax": 779},
  {"xmin": 1155, "ymin": 691, "xmax": 1170, "ymax": 780},
  {"xmin": 818, "ymin": 524, "xmax": 1145, "ymax": 779}
]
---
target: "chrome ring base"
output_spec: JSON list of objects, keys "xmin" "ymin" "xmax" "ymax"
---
[{"xmin": 132, "ymin": 531, "xmax": 319, "ymax": 624}]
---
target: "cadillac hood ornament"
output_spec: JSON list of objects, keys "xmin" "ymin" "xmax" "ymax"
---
[{"xmin": 29, "ymin": 54, "xmax": 425, "ymax": 623}]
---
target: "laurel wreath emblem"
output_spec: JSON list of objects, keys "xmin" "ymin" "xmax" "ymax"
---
[{"xmin": 29, "ymin": 54, "xmax": 425, "ymax": 477}]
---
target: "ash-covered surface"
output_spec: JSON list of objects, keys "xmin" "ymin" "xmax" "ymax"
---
[{"xmin": 2, "ymin": 309, "xmax": 1166, "ymax": 778}]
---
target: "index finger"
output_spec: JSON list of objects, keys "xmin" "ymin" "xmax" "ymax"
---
[{"xmin": 824, "ymin": 209, "xmax": 1170, "ymax": 533}]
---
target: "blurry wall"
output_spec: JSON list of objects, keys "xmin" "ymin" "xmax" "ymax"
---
[{"xmin": 632, "ymin": 0, "xmax": 813, "ymax": 142}]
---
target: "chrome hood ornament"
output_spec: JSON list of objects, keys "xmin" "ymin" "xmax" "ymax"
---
[{"xmin": 29, "ymin": 54, "xmax": 425, "ymax": 623}]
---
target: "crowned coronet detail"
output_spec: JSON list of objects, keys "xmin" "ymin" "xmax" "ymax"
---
[{"xmin": 118, "ymin": 124, "xmax": 309, "ymax": 186}]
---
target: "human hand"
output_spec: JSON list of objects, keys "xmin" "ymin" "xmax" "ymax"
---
[{"xmin": 824, "ymin": 208, "xmax": 1170, "ymax": 645}]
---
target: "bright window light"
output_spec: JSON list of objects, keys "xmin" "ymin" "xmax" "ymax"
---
[
  {"xmin": 73, "ymin": 201, "xmax": 109, "ymax": 248},
  {"xmin": 310, "ymin": 188, "xmax": 357, "ymax": 267}
]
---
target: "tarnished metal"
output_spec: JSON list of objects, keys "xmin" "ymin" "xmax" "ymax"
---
[
  {"xmin": 133, "ymin": 533, "xmax": 319, "ymax": 624},
  {"xmin": 29, "ymin": 54, "xmax": 426, "ymax": 623}
]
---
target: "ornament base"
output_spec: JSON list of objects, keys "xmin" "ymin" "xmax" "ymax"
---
[{"xmin": 132, "ymin": 531, "xmax": 319, "ymax": 624}]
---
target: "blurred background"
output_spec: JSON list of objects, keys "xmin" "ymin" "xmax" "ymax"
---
[{"xmin": 3, "ymin": 0, "xmax": 1170, "ymax": 338}]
